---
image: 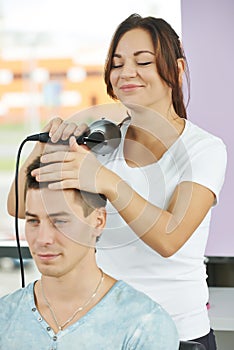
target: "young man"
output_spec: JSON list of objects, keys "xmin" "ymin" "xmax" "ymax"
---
[{"xmin": 0, "ymin": 157, "xmax": 179, "ymax": 350}]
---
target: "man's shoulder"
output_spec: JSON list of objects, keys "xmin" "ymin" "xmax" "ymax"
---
[
  {"xmin": 0, "ymin": 282, "xmax": 33, "ymax": 312},
  {"xmin": 108, "ymin": 280, "xmax": 166, "ymax": 315},
  {"xmin": 101, "ymin": 281, "xmax": 179, "ymax": 347}
]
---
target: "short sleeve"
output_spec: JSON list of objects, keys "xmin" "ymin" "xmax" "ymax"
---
[
  {"xmin": 179, "ymin": 138, "xmax": 227, "ymax": 204},
  {"xmin": 127, "ymin": 306, "xmax": 179, "ymax": 350}
]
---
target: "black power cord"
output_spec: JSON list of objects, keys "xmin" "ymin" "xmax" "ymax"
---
[{"xmin": 15, "ymin": 138, "xmax": 28, "ymax": 288}]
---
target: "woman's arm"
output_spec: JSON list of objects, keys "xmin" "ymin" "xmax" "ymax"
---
[
  {"xmin": 32, "ymin": 137, "xmax": 215, "ymax": 257},
  {"xmin": 104, "ymin": 174, "xmax": 215, "ymax": 257}
]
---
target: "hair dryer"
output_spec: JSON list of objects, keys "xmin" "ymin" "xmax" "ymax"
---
[{"xmin": 26, "ymin": 118, "xmax": 122, "ymax": 155}]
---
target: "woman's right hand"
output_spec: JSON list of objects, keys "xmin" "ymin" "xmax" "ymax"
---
[
  {"xmin": 42, "ymin": 116, "xmax": 88, "ymax": 144},
  {"xmin": 37, "ymin": 116, "xmax": 88, "ymax": 156}
]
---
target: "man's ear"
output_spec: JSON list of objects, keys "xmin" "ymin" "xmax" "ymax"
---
[
  {"xmin": 93, "ymin": 207, "xmax": 106, "ymax": 241},
  {"xmin": 95, "ymin": 207, "xmax": 106, "ymax": 229},
  {"xmin": 177, "ymin": 58, "xmax": 185, "ymax": 86}
]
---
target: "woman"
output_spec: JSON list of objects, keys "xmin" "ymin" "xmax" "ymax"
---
[{"xmin": 8, "ymin": 14, "xmax": 227, "ymax": 349}]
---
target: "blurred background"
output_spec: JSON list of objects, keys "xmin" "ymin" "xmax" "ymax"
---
[
  {"xmin": 1, "ymin": 2, "xmax": 233, "ymax": 348},
  {"xmin": 0, "ymin": 0, "xmax": 181, "ymax": 293}
]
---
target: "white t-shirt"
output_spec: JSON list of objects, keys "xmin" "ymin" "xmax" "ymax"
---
[{"xmin": 96, "ymin": 118, "xmax": 227, "ymax": 340}]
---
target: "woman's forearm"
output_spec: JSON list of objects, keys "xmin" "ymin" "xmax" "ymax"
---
[
  {"xmin": 101, "ymin": 169, "xmax": 214, "ymax": 257},
  {"xmin": 99, "ymin": 168, "xmax": 174, "ymax": 254}
]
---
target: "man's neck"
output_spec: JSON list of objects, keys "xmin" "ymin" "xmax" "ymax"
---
[
  {"xmin": 33, "ymin": 264, "xmax": 116, "ymax": 333},
  {"xmin": 40, "ymin": 263, "xmax": 101, "ymax": 301}
]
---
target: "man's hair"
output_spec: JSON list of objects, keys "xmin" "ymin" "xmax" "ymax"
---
[{"xmin": 25, "ymin": 156, "xmax": 107, "ymax": 217}]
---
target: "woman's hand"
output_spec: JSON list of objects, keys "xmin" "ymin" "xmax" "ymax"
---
[
  {"xmin": 42, "ymin": 116, "xmax": 88, "ymax": 143},
  {"xmin": 31, "ymin": 136, "xmax": 106, "ymax": 195},
  {"xmin": 39, "ymin": 116, "xmax": 90, "ymax": 156}
]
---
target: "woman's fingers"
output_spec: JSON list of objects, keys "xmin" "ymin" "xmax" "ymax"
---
[
  {"xmin": 42, "ymin": 116, "xmax": 63, "ymax": 134},
  {"xmin": 40, "ymin": 149, "xmax": 76, "ymax": 164},
  {"xmin": 49, "ymin": 122, "xmax": 76, "ymax": 143},
  {"xmin": 35, "ymin": 169, "xmax": 77, "ymax": 182},
  {"xmin": 48, "ymin": 179, "xmax": 80, "ymax": 190},
  {"xmin": 31, "ymin": 136, "xmax": 104, "ymax": 194},
  {"xmin": 39, "ymin": 114, "xmax": 89, "ymax": 149},
  {"xmin": 49, "ymin": 120, "xmax": 88, "ymax": 144},
  {"xmin": 73, "ymin": 123, "xmax": 88, "ymax": 137},
  {"xmin": 41, "ymin": 116, "xmax": 88, "ymax": 144},
  {"xmin": 32, "ymin": 150, "xmax": 80, "ymax": 182}
]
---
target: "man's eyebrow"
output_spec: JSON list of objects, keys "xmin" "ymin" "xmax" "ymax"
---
[
  {"xmin": 113, "ymin": 50, "xmax": 155, "ymax": 58},
  {"xmin": 48, "ymin": 212, "xmax": 70, "ymax": 218},
  {"xmin": 25, "ymin": 211, "xmax": 37, "ymax": 217},
  {"xmin": 25, "ymin": 211, "xmax": 70, "ymax": 217}
]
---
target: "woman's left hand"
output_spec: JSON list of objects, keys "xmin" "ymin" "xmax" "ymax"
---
[{"xmin": 31, "ymin": 136, "xmax": 106, "ymax": 195}]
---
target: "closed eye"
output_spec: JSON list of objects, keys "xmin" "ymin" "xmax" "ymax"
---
[
  {"xmin": 52, "ymin": 219, "xmax": 69, "ymax": 227},
  {"xmin": 111, "ymin": 64, "xmax": 123, "ymax": 69},
  {"xmin": 112, "ymin": 61, "xmax": 153, "ymax": 69},
  {"xmin": 138, "ymin": 61, "xmax": 153, "ymax": 66}
]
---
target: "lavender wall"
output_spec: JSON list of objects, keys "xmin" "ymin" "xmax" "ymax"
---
[{"xmin": 181, "ymin": 0, "xmax": 234, "ymax": 256}]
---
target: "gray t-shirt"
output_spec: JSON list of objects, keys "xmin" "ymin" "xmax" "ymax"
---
[{"xmin": 0, "ymin": 280, "xmax": 179, "ymax": 350}]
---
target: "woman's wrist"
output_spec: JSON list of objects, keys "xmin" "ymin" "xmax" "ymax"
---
[
  {"xmin": 97, "ymin": 166, "xmax": 121, "ymax": 202},
  {"xmin": 98, "ymin": 167, "xmax": 134, "ymax": 213}
]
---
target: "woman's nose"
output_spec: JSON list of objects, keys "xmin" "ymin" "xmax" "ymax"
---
[{"xmin": 120, "ymin": 63, "xmax": 137, "ymax": 79}]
